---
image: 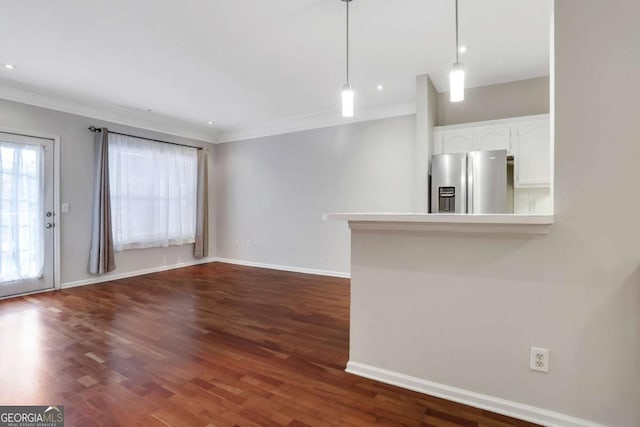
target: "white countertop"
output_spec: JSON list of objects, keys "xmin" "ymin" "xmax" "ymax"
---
[
  {"xmin": 324, "ymin": 212, "xmax": 553, "ymax": 224},
  {"xmin": 323, "ymin": 213, "xmax": 554, "ymax": 234}
]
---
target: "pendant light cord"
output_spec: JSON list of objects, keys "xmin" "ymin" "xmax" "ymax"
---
[
  {"xmin": 346, "ymin": 0, "xmax": 350, "ymax": 85},
  {"xmin": 455, "ymin": 0, "xmax": 459, "ymax": 63}
]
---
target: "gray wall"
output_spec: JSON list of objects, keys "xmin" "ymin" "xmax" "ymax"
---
[
  {"xmin": 0, "ymin": 99, "xmax": 216, "ymax": 286},
  {"xmin": 348, "ymin": 1, "xmax": 640, "ymax": 425},
  {"xmin": 438, "ymin": 77, "xmax": 550, "ymax": 125},
  {"xmin": 215, "ymin": 115, "xmax": 416, "ymax": 274},
  {"xmin": 215, "ymin": 77, "xmax": 550, "ymax": 274}
]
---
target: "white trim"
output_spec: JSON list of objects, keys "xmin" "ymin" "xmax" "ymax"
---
[
  {"xmin": 0, "ymin": 80, "xmax": 416, "ymax": 145},
  {"xmin": 61, "ymin": 257, "xmax": 217, "ymax": 289},
  {"xmin": 53, "ymin": 136, "xmax": 61, "ymax": 290},
  {"xmin": 0, "ymin": 287, "xmax": 55, "ymax": 301},
  {"xmin": 217, "ymin": 101, "xmax": 416, "ymax": 143},
  {"xmin": 0, "ymin": 82, "xmax": 218, "ymax": 144},
  {"xmin": 59, "ymin": 256, "xmax": 349, "ymax": 291},
  {"xmin": 434, "ymin": 114, "xmax": 550, "ymax": 132},
  {"xmin": 346, "ymin": 361, "xmax": 605, "ymax": 427},
  {"xmin": 215, "ymin": 257, "xmax": 350, "ymax": 279}
]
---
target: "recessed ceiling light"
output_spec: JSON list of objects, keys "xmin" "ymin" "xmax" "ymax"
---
[
  {"xmin": 4, "ymin": 64, "xmax": 16, "ymax": 70},
  {"xmin": 207, "ymin": 121, "xmax": 214, "ymax": 125},
  {"xmin": 459, "ymin": 45, "xmax": 468, "ymax": 53},
  {"xmin": 376, "ymin": 84, "xmax": 384, "ymax": 91}
]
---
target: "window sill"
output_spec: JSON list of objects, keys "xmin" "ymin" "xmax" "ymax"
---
[
  {"xmin": 323, "ymin": 213, "xmax": 554, "ymax": 235},
  {"xmin": 115, "ymin": 239, "xmax": 195, "ymax": 252}
]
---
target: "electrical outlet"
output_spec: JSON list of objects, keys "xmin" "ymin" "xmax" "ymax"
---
[
  {"xmin": 530, "ymin": 347, "xmax": 549, "ymax": 373},
  {"xmin": 528, "ymin": 200, "xmax": 537, "ymax": 212},
  {"xmin": 246, "ymin": 240, "xmax": 252, "ymax": 248}
]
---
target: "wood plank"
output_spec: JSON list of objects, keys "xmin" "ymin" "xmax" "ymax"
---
[{"xmin": 0, "ymin": 262, "xmax": 540, "ymax": 426}]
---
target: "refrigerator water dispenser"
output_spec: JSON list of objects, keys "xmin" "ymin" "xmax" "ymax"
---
[{"xmin": 438, "ymin": 187, "xmax": 456, "ymax": 213}]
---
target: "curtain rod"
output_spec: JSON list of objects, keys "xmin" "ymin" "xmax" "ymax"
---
[{"xmin": 88, "ymin": 126, "xmax": 203, "ymax": 150}]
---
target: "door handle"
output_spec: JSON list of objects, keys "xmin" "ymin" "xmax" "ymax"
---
[{"xmin": 45, "ymin": 223, "xmax": 54, "ymax": 229}]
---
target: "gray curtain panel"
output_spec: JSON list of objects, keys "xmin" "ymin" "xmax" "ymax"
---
[
  {"xmin": 88, "ymin": 128, "xmax": 116, "ymax": 274},
  {"xmin": 194, "ymin": 148, "xmax": 209, "ymax": 258}
]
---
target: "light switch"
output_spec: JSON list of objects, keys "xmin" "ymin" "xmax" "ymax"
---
[{"xmin": 61, "ymin": 202, "xmax": 70, "ymax": 213}]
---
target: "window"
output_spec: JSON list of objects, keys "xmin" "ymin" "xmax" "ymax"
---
[{"xmin": 108, "ymin": 134, "xmax": 198, "ymax": 251}]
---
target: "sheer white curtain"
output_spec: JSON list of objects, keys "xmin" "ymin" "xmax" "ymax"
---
[
  {"xmin": 0, "ymin": 141, "xmax": 44, "ymax": 282},
  {"xmin": 108, "ymin": 134, "xmax": 198, "ymax": 251}
]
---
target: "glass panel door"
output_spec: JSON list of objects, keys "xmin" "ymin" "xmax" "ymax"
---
[{"xmin": 0, "ymin": 132, "xmax": 54, "ymax": 298}]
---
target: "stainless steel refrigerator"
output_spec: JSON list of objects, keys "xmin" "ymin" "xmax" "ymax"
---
[{"xmin": 430, "ymin": 149, "xmax": 507, "ymax": 214}]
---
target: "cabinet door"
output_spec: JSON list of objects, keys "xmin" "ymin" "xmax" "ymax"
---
[
  {"xmin": 440, "ymin": 129, "xmax": 474, "ymax": 154},
  {"xmin": 514, "ymin": 121, "xmax": 551, "ymax": 187},
  {"xmin": 474, "ymin": 126, "xmax": 512, "ymax": 154}
]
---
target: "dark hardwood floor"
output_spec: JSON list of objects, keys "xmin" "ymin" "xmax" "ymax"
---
[{"xmin": 0, "ymin": 262, "xmax": 538, "ymax": 427}]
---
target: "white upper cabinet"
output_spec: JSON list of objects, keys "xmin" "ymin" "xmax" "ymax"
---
[
  {"xmin": 433, "ymin": 115, "xmax": 551, "ymax": 189},
  {"xmin": 474, "ymin": 126, "xmax": 512, "ymax": 153},
  {"xmin": 513, "ymin": 120, "xmax": 551, "ymax": 187},
  {"xmin": 434, "ymin": 124, "xmax": 513, "ymax": 155},
  {"xmin": 437, "ymin": 129, "xmax": 474, "ymax": 154}
]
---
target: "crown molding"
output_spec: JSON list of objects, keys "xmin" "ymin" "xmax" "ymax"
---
[
  {"xmin": 0, "ymin": 79, "xmax": 417, "ymax": 145},
  {"xmin": 217, "ymin": 100, "xmax": 417, "ymax": 143},
  {"xmin": 0, "ymin": 80, "xmax": 219, "ymax": 143}
]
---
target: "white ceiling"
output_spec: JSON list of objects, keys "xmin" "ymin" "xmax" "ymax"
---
[{"xmin": 0, "ymin": 0, "xmax": 551, "ymax": 142}]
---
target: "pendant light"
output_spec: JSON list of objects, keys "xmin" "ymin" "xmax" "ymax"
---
[
  {"xmin": 450, "ymin": 0, "xmax": 465, "ymax": 102},
  {"xmin": 341, "ymin": 0, "xmax": 354, "ymax": 117}
]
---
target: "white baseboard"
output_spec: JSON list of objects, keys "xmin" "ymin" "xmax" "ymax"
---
[
  {"xmin": 346, "ymin": 361, "xmax": 604, "ymax": 427},
  {"xmin": 60, "ymin": 256, "xmax": 347, "ymax": 290},
  {"xmin": 215, "ymin": 257, "xmax": 350, "ymax": 279},
  {"xmin": 61, "ymin": 257, "xmax": 217, "ymax": 289},
  {"xmin": 0, "ymin": 287, "xmax": 55, "ymax": 301}
]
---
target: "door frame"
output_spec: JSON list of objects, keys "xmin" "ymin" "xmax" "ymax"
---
[{"xmin": 0, "ymin": 126, "xmax": 61, "ymax": 293}]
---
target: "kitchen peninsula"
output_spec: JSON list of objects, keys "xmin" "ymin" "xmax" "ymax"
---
[{"xmin": 325, "ymin": 211, "xmax": 558, "ymax": 424}]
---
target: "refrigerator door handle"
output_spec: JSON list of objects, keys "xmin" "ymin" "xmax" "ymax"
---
[
  {"xmin": 461, "ymin": 153, "xmax": 468, "ymax": 214},
  {"xmin": 467, "ymin": 153, "xmax": 474, "ymax": 214}
]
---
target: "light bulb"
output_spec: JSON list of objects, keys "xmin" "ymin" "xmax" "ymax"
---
[
  {"xmin": 449, "ymin": 62, "xmax": 465, "ymax": 102},
  {"xmin": 341, "ymin": 84, "xmax": 354, "ymax": 117}
]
